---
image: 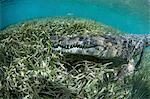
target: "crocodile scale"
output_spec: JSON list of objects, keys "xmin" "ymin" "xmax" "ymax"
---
[
  {"xmin": 50, "ymin": 34, "xmax": 150, "ymax": 78},
  {"xmin": 51, "ymin": 34, "xmax": 150, "ymax": 61}
]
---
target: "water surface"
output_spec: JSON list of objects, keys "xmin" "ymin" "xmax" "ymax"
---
[{"xmin": 0, "ymin": 0, "xmax": 149, "ymax": 34}]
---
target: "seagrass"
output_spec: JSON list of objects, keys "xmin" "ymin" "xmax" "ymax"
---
[{"xmin": 0, "ymin": 17, "xmax": 150, "ymax": 98}]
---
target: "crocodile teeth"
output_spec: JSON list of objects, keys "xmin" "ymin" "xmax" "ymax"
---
[{"xmin": 68, "ymin": 46, "xmax": 70, "ymax": 49}]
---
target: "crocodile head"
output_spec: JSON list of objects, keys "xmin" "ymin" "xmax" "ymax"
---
[{"xmin": 50, "ymin": 35, "xmax": 125, "ymax": 59}]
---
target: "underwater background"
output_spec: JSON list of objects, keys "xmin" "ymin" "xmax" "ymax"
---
[
  {"xmin": 0, "ymin": 0, "xmax": 149, "ymax": 34},
  {"xmin": 0, "ymin": 0, "xmax": 150, "ymax": 98}
]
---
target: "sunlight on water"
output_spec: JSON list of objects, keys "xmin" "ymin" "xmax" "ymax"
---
[{"xmin": 0, "ymin": 0, "xmax": 149, "ymax": 34}]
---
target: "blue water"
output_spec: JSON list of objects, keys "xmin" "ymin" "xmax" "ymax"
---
[{"xmin": 0, "ymin": 0, "xmax": 149, "ymax": 34}]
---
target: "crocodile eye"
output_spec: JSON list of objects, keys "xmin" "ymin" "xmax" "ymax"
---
[
  {"xmin": 123, "ymin": 40, "xmax": 127, "ymax": 45},
  {"xmin": 124, "ymin": 40, "xmax": 127, "ymax": 43}
]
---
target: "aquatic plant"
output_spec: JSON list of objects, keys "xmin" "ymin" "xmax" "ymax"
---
[
  {"xmin": 129, "ymin": 49, "xmax": 150, "ymax": 99},
  {"xmin": 0, "ymin": 17, "xmax": 149, "ymax": 99}
]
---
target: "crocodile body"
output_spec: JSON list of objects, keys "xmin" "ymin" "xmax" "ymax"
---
[
  {"xmin": 51, "ymin": 34, "xmax": 150, "ymax": 78},
  {"xmin": 51, "ymin": 34, "xmax": 150, "ymax": 60}
]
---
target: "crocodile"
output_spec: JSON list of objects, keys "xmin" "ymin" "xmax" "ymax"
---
[{"xmin": 51, "ymin": 34, "xmax": 150, "ymax": 79}]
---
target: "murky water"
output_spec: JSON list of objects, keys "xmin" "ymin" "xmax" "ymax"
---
[{"xmin": 0, "ymin": 0, "xmax": 149, "ymax": 34}]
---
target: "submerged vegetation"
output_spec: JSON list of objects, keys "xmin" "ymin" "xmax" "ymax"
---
[{"xmin": 0, "ymin": 17, "xmax": 149, "ymax": 98}]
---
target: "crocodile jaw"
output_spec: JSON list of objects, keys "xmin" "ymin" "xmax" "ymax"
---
[
  {"xmin": 51, "ymin": 34, "xmax": 150, "ymax": 60},
  {"xmin": 53, "ymin": 46, "xmax": 101, "ymax": 57},
  {"xmin": 51, "ymin": 35, "xmax": 123, "ymax": 59},
  {"xmin": 52, "ymin": 45, "xmax": 119, "ymax": 59}
]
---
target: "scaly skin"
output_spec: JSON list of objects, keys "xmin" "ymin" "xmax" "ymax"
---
[
  {"xmin": 51, "ymin": 34, "xmax": 150, "ymax": 79},
  {"xmin": 51, "ymin": 34, "xmax": 149, "ymax": 60}
]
